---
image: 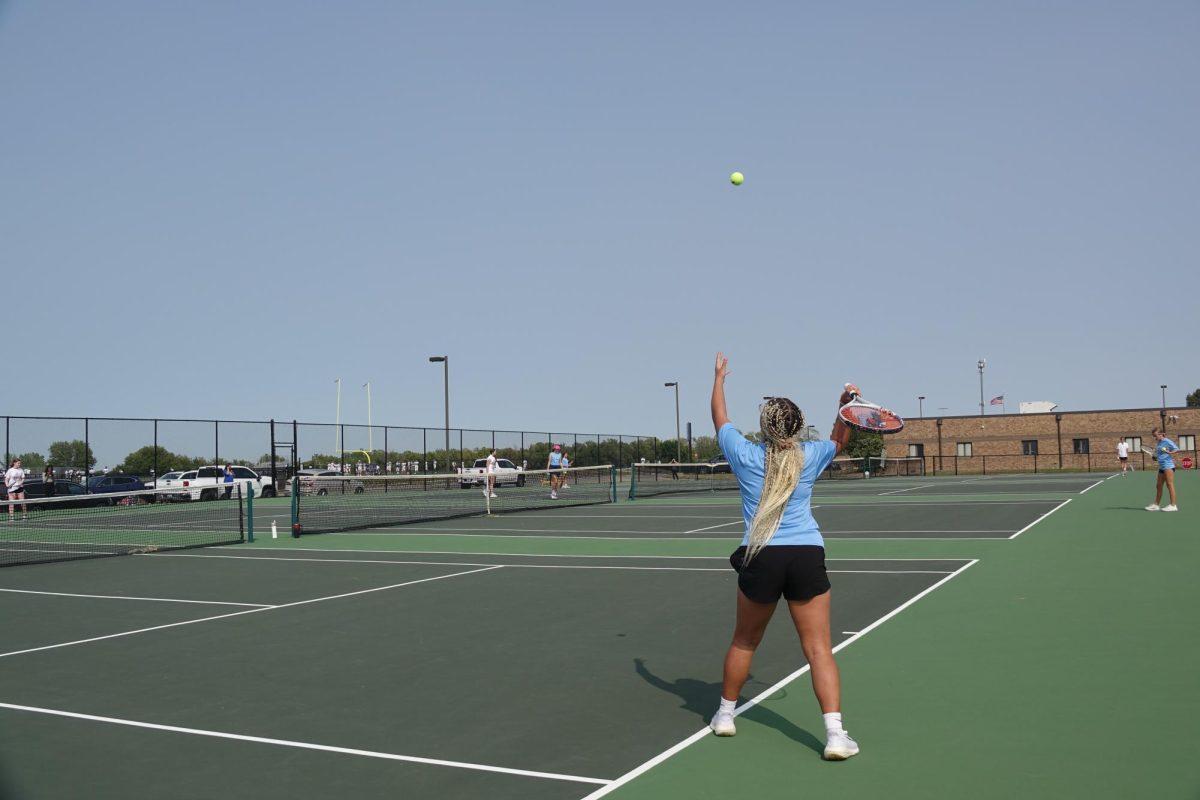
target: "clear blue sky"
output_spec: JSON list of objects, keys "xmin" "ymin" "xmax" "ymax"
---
[{"xmin": 2, "ymin": 1, "xmax": 1197, "ymax": 447}]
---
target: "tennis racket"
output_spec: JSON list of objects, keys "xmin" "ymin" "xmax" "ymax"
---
[
  {"xmin": 839, "ymin": 387, "xmax": 904, "ymax": 434},
  {"xmin": 1141, "ymin": 446, "xmax": 1157, "ymax": 458}
]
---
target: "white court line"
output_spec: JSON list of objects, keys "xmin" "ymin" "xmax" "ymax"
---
[
  {"xmin": 0, "ymin": 566, "xmax": 501, "ymax": 660},
  {"xmin": 334, "ymin": 531, "xmax": 739, "ymax": 540},
  {"xmin": 878, "ymin": 483, "xmax": 937, "ymax": 495},
  {"xmin": 209, "ymin": 546, "xmax": 971, "ymax": 562},
  {"xmin": 0, "ymin": 588, "xmax": 270, "ymax": 608},
  {"xmin": 0, "ymin": 702, "xmax": 609, "ymax": 786},
  {"xmin": 1009, "ymin": 499, "xmax": 1071, "ymax": 539},
  {"xmin": 580, "ymin": 559, "xmax": 979, "ymax": 799},
  {"xmin": 151, "ymin": 552, "xmax": 956, "ymax": 575},
  {"xmin": 683, "ymin": 521, "xmax": 743, "ymax": 534},
  {"xmin": 1080, "ymin": 479, "xmax": 1104, "ymax": 494}
]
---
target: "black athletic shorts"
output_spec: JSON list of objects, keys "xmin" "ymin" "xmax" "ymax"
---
[{"xmin": 729, "ymin": 545, "xmax": 831, "ymax": 604}]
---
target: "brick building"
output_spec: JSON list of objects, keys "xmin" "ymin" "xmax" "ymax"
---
[{"xmin": 884, "ymin": 406, "xmax": 1200, "ymax": 475}]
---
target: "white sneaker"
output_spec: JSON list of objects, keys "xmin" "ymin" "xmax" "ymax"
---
[
  {"xmin": 1162, "ymin": 504, "xmax": 1178, "ymax": 512},
  {"xmin": 550, "ymin": 492, "xmax": 557, "ymax": 499},
  {"xmin": 710, "ymin": 709, "xmax": 736, "ymax": 736},
  {"xmin": 823, "ymin": 729, "xmax": 860, "ymax": 760},
  {"xmin": 489, "ymin": 493, "xmax": 497, "ymax": 499},
  {"xmin": 1145, "ymin": 504, "xmax": 1161, "ymax": 511}
]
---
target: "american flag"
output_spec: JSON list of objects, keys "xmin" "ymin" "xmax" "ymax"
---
[{"xmin": 990, "ymin": 395, "xmax": 1005, "ymax": 406}]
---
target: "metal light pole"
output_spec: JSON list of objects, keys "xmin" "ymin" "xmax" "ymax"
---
[
  {"xmin": 363, "ymin": 382, "xmax": 372, "ymax": 453},
  {"xmin": 1160, "ymin": 384, "xmax": 1168, "ymax": 431},
  {"xmin": 918, "ymin": 396, "xmax": 925, "ymax": 419},
  {"xmin": 977, "ymin": 359, "xmax": 987, "ymax": 415},
  {"xmin": 664, "ymin": 382, "xmax": 681, "ymax": 463},
  {"xmin": 429, "ymin": 356, "xmax": 449, "ymax": 472}
]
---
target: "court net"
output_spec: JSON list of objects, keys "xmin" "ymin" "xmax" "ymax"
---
[
  {"xmin": 290, "ymin": 465, "xmax": 616, "ymax": 535},
  {"xmin": 628, "ymin": 456, "xmax": 927, "ymax": 499},
  {"xmin": 1, "ymin": 486, "xmax": 245, "ymax": 568}
]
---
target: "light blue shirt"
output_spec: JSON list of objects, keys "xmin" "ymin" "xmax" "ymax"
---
[
  {"xmin": 718, "ymin": 423, "xmax": 837, "ymax": 547},
  {"xmin": 548, "ymin": 451, "xmax": 563, "ymax": 467},
  {"xmin": 1155, "ymin": 437, "xmax": 1179, "ymax": 470}
]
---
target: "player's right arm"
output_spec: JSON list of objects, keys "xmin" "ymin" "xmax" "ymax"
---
[{"xmin": 711, "ymin": 353, "xmax": 731, "ymax": 433}]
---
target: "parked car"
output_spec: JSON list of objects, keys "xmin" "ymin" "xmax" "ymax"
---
[
  {"xmin": 86, "ymin": 474, "xmax": 147, "ymax": 495},
  {"xmin": 4, "ymin": 479, "xmax": 114, "ymax": 509},
  {"xmin": 166, "ymin": 466, "xmax": 276, "ymax": 501},
  {"xmin": 704, "ymin": 456, "xmax": 731, "ymax": 474},
  {"xmin": 457, "ymin": 458, "xmax": 525, "ymax": 488},
  {"xmin": 145, "ymin": 470, "xmax": 187, "ymax": 490},
  {"xmin": 288, "ymin": 469, "xmax": 366, "ymax": 496}
]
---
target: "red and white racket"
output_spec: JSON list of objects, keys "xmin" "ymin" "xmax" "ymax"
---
[{"xmin": 838, "ymin": 386, "xmax": 904, "ymax": 434}]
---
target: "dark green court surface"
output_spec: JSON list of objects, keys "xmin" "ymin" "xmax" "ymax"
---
[{"xmin": 1, "ymin": 471, "xmax": 1195, "ymax": 799}]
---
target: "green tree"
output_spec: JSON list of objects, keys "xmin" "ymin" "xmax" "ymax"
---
[
  {"xmin": 48, "ymin": 440, "xmax": 96, "ymax": 472},
  {"xmin": 116, "ymin": 446, "xmax": 205, "ymax": 476},
  {"xmin": 15, "ymin": 452, "xmax": 46, "ymax": 472},
  {"xmin": 842, "ymin": 428, "xmax": 884, "ymax": 462},
  {"xmin": 1187, "ymin": 388, "xmax": 1200, "ymax": 408}
]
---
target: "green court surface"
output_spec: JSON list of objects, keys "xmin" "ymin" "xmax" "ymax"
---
[{"xmin": 0, "ymin": 471, "xmax": 1196, "ymax": 799}]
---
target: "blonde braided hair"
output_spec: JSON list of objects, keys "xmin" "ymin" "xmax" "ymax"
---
[{"xmin": 744, "ymin": 397, "xmax": 806, "ymax": 564}]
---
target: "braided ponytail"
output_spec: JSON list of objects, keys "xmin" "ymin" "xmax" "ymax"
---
[{"xmin": 744, "ymin": 398, "xmax": 806, "ymax": 564}]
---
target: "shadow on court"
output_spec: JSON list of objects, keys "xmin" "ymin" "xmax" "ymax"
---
[{"xmin": 632, "ymin": 659, "xmax": 823, "ymax": 756}]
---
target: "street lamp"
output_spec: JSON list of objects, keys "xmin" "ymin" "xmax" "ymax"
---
[
  {"xmin": 977, "ymin": 359, "xmax": 987, "ymax": 416},
  {"xmin": 664, "ymin": 382, "xmax": 681, "ymax": 463},
  {"xmin": 1160, "ymin": 384, "xmax": 1168, "ymax": 431},
  {"xmin": 429, "ymin": 356, "xmax": 449, "ymax": 472},
  {"xmin": 918, "ymin": 396, "xmax": 925, "ymax": 419}
]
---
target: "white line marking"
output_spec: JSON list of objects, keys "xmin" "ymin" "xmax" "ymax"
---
[
  {"xmin": 579, "ymin": 560, "xmax": 979, "ymax": 799},
  {"xmin": 0, "ymin": 566, "xmax": 501, "ymax": 660},
  {"xmin": 878, "ymin": 483, "xmax": 937, "ymax": 495},
  {"xmin": 147, "ymin": 552, "xmax": 956, "ymax": 575},
  {"xmin": 683, "ymin": 521, "xmax": 743, "ymax": 534},
  {"xmin": 0, "ymin": 588, "xmax": 271, "ymax": 608},
  {"xmin": 201, "ymin": 547, "xmax": 970, "ymax": 562},
  {"xmin": 1080, "ymin": 479, "xmax": 1104, "ymax": 494},
  {"xmin": 1009, "ymin": 499, "xmax": 1071, "ymax": 539},
  {"xmin": 0, "ymin": 702, "xmax": 609, "ymax": 786}
]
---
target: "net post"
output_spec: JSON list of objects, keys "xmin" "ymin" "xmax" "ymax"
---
[
  {"xmin": 610, "ymin": 465, "xmax": 616, "ymax": 502},
  {"xmin": 238, "ymin": 484, "xmax": 247, "ymax": 543},
  {"xmin": 290, "ymin": 475, "xmax": 301, "ymax": 537},
  {"xmin": 628, "ymin": 464, "xmax": 637, "ymax": 500},
  {"xmin": 246, "ymin": 484, "xmax": 254, "ymax": 543}
]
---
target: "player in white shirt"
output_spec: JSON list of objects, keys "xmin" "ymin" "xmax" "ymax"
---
[
  {"xmin": 484, "ymin": 448, "xmax": 498, "ymax": 499},
  {"xmin": 5, "ymin": 458, "xmax": 27, "ymax": 521},
  {"xmin": 1116, "ymin": 438, "xmax": 1131, "ymax": 475},
  {"xmin": 559, "ymin": 452, "xmax": 570, "ymax": 489}
]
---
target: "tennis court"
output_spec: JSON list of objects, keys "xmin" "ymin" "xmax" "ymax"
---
[{"xmin": 1, "ymin": 469, "xmax": 1195, "ymax": 798}]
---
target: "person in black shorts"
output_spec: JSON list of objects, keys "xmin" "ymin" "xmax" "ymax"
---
[{"xmin": 707, "ymin": 352, "xmax": 860, "ymax": 761}]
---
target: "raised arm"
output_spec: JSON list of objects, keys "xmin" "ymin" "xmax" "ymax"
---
[
  {"xmin": 711, "ymin": 352, "xmax": 731, "ymax": 433},
  {"xmin": 830, "ymin": 383, "xmax": 857, "ymax": 456}
]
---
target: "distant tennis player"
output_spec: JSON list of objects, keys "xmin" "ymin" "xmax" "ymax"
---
[
  {"xmin": 559, "ymin": 451, "xmax": 570, "ymax": 489},
  {"xmin": 1116, "ymin": 438, "xmax": 1131, "ymax": 475},
  {"xmin": 546, "ymin": 444, "xmax": 564, "ymax": 499},
  {"xmin": 1145, "ymin": 428, "xmax": 1181, "ymax": 512},
  {"xmin": 5, "ymin": 458, "xmax": 26, "ymax": 521},
  {"xmin": 484, "ymin": 448, "xmax": 498, "ymax": 499},
  {"xmin": 708, "ymin": 352, "xmax": 860, "ymax": 761}
]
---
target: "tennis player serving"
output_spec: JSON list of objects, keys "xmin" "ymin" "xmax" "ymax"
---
[{"xmin": 708, "ymin": 352, "xmax": 859, "ymax": 761}]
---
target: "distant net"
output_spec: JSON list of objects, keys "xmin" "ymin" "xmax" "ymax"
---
[
  {"xmin": 867, "ymin": 456, "xmax": 926, "ymax": 477},
  {"xmin": 629, "ymin": 456, "xmax": 928, "ymax": 498},
  {"xmin": 1, "ymin": 486, "xmax": 245, "ymax": 568},
  {"xmin": 291, "ymin": 465, "xmax": 615, "ymax": 535},
  {"xmin": 628, "ymin": 463, "xmax": 738, "ymax": 499}
]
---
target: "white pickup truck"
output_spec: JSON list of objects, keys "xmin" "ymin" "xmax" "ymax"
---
[
  {"xmin": 161, "ymin": 465, "xmax": 277, "ymax": 501},
  {"xmin": 457, "ymin": 458, "xmax": 525, "ymax": 488}
]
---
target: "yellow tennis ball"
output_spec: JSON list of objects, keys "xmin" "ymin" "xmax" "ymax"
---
[{"xmin": 730, "ymin": 171, "xmax": 745, "ymax": 186}]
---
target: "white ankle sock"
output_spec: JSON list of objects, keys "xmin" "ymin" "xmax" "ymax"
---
[
  {"xmin": 719, "ymin": 697, "xmax": 737, "ymax": 713},
  {"xmin": 823, "ymin": 712, "xmax": 843, "ymax": 733}
]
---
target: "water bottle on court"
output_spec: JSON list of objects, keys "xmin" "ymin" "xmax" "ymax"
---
[{"xmin": 271, "ymin": 520, "xmax": 278, "ymax": 539}]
